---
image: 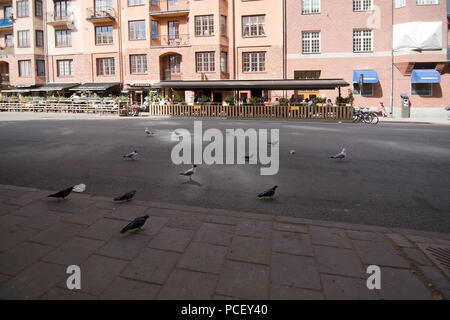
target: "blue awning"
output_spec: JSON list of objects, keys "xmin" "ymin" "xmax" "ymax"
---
[
  {"xmin": 411, "ymin": 69, "xmax": 441, "ymax": 83},
  {"xmin": 353, "ymin": 70, "xmax": 379, "ymax": 83}
]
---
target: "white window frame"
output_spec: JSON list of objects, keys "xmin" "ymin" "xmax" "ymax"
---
[
  {"xmin": 395, "ymin": 0, "xmax": 406, "ymax": 8},
  {"xmin": 130, "ymin": 54, "xmax": 147, "ymax": 74},
  {"xmin": 416, "ymin": 0, "xmax": 439, "ymax": 5},
  {"xmin": 17, "ymin": 30, "xmax": 30, "ymax": 47},
  {"xmin": 353, "ymin": 0, "xmax": 373, "ymax": 11},
  {"xmin": 242, "ymin": 15, "xmax": 266, "ymax": 37},
  {"xmin": 243, "ymin": 52, "xmax": 266, "ymax": 73},
  {"xmin": 57, "ymin": 59, "xmax": 73, "ymax": 77},
  {"xmin": 97, "ymin": 58, "xmax": 115, "ymax": 76},
  {"xmin": 353, "ymin": 82, "xmax": 374, "ymax": 96},
  {"xmin": 302, "ymin": 0, "xmax": 321, "ymax": 14},
  {"xmin": 55, "ymin": 29, "xmax": 71, "ymax": 47},
  {"xmin": 302, "ymin": 31, "xmax": 321, "ymax": 54},
  {"xmin": 18, "ymin": 60, "xmax": 31, "ymax": 77},
  {"xmin": 353, "ymin": 29, "xmax": 373, "ymax": 52},
  {"xmin": 36, "ymin": 60, "xmax": 45, "ymax": 77},
  {"xmin": 196, "ymin": 52, "xmax": 215, "ymax": 72},
  {"xmin": 195, "ymin": 15, "xmax": 214, "ymax": 37},
  {"xmin": 220, "ymin": 52, "xmax": 227, "ymax": 73}
]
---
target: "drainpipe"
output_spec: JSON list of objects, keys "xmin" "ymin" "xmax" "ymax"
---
[
  {"xmin": 117, "ymin": 0, "xmax": 124, "ymax": 88},
  {"xmin": 232, "ymin": 0, "xmax": 236, "ymax": 80},
  {"xmin": 282, "ymin": 0, "xmax": 286, "ymax": 98},
  {"xmin": 390, "ymin": 0, "xmax": 394, "ymax": 116}
]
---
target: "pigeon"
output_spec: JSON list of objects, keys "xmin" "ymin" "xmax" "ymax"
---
[
  {"xmin": 123, "ymin": 150, "xmax": 138, "ymax": 160},
  {"xmin": 145, "ymin": 127, "xmax": 153, "ymax": 135},
  {"xmin": 268, "ymin": 140, "xmax": 279, "ymax": 145},
  {"xmin": 289, "ymin": 150, "xmax": 296, "ymax": 155},
  {"xmin": 72, "ymin": 183, "xmax": 86, "ymax": 193},
  {"xmin": 121, "ymin": 215, "xmax": 149, "ymax": 233},
  {"xmin": 114, "ymin": 190, "xmax": 136, "ymax": 201},
  {"xmin": 258, "ymin": 185, "xmax": 278, "ymax": 198},
  {"xmin": 179, "ymin": 165, "xmax": 197, "ymax": 180},
  {"xmin": 330, "ymin": 148, "xmax": 346, "ymax": 160},
  {"xmin": 48, "ymin": 186, "xmax": 74, "ymax": 199}
]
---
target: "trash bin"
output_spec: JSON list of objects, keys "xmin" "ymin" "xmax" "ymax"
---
[{"xmin": 400, "ymin": 93, "xmax": 410, "ymax": 118}]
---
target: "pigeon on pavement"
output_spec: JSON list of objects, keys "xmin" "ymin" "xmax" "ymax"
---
[
  {"xmin": 72, "ymin": 183, "xmax": 86, "ymax": 193},
  {"xmin": 145, "ymin": 127, "xmax": 153, "ymax": 135},
  {"xmin": 48, "ymin": 186, "xmax": 74, "ymax": 199},
  {"xmin": 114, "ymin": 190, "xmax": 136, "ymax": 201},
  {"xmin": 258, "ymin": 185, "xmax": 278, "ymax": 198},
  {"xmin": 289, "ymin": 150, "xmax": 296, "ymax": 155},
  {"xmin": 123, "ymin": 150, "xmax": 138, "ymax": 160},
  {"xmin": 179, "ymin": 165, "xmax": 197, "ymax": 180},
  {"xmin": 121, "ymin": 215, "xmax": 149, "ymax": 233},
  {"xmin": 330, "ymin": 148, "xmax": 346, "ymax": 160}
]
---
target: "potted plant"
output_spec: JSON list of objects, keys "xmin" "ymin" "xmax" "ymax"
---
[
  {"xmin": 198, "ymin": 95, "xmax": 211, "ymax": 105},
  {"xmin": 225, "ymin": 96, "xmax": 235, "ymax": 106}
]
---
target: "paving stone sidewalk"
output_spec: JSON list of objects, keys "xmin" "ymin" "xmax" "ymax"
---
[{"xmin": 0, "ymin": 183, "xmax": 449, "ymax": 300}]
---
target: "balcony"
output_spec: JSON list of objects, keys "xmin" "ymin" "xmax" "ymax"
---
[
  {"xmin": 0, "ymin": 47, "xmax": 13, "ymax": 58},
  {"xmin": 0, "ymin": 18, "xmax": 13, "ymax": 30},
  {"xmin": 163, "ymin": 69, "xmax": 182, "ymax": 80},
  {"xmin": 150, "ymin": 0, "xmax": 189, "ymax": 18},
  {"xmin": 86, "ymin": 7, "xmax": 117, "ymax": 23},
  {"xmin": 0, "ymin": 74, "xmax": 10, "ymax": 85},
  {"xmin": 151, "ymin": 34, "xmax": 190, "ymax": 47},
  {"xmin": 47, "ymin": 12, "xmax": 74, "ymax": 28}
]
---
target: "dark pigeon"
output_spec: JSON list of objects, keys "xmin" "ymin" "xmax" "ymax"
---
[
  {"xmin": 48, "ymin": 186, "xmax": 74, "ymax": 199},
  {"xmin": 114, "ymin": 190, "xmax": 136, "ymax": 201},
  {"xmin": 258, "ymin": 185, "xmax": 278, "ymax": 198},
  {"xmin": 121, "ymin": 215, "xmax": 149, "ymax": 233}
]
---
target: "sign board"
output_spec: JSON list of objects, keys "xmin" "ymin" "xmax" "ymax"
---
[
  {"xmin": 289, "ymin": 106, "xmax": 300, "ymax": 111},
  {"xmin": 193, "ymin": 105, "xmax": 202, "ymax": 109}
]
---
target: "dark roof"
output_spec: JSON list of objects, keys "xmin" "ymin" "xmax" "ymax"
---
[
  {"xmin": 69, "ymin": 82, "xmax": 119, "ymax": 91},
  {"xmin": 30, "ymin": 83, "xmax": 79, "ymax": 92},
  {"xmin": 152, "ymin": 79, "xmax": 350, "ymax": 90}
]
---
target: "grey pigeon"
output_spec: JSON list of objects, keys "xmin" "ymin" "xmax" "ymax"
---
[
  {"xmin": 179, "ymin": 165, "xmax": 197, "ymax": 180},
  {"xmin": 123, "ymin": 150, "xmax": 138, "ymax": 160},
  {"xmin": 121, "ymin": 215, "xmax": 149, "ymax": 233},
  {"xmin": 330, "ymin": 148, "xmax": 346, "ymax": 160},
  {"xmin": 114, "ymin": 190, "xmax": 136, "ymax": 201},
  {"xmin": 48, "ymin": 186, "xmax": 74, "ymax": 199},
  {"xmin": 258, "ymin": 185, "xmax": 278, "ymax": 198},
  {"xmin": 145, "ymin": 127, "xmax": 153, "ymax": 135}
]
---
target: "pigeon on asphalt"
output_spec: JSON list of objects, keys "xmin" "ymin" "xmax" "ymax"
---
[
  {"xmin": 72, "ymin": 183, "xmax": 86, "ymax": 193},
  {"xmin": 145, "ymin": 127, "xmax": 153, "ymax": 135},
  {"xmin": 121, "ymin": 215, "xmax": 149, "ymax": 233},
  {"xmin": 114, "ymin": 190, "xmax": 136, "ymax": 201},
  {"xmin": 48, "ymin": 186, "xmax": 74, "ymax": 199},
  {"xmin": 179, "ymin": 165, "xmax": 197, "ymax": 180},
  {"xmin": 258, "ymin": 185, "xmax": 278, "ymax": 198},
  {"xmin": 123, "ymin": 150, "xmax": 138, "ymax": 160},
  {"xmin": 289, "ymin": 150, "xmax": 296, "ymax": 155},
  {"xmin": 330, "ymin": 148, "xmax": 346, "ymax": 160}
]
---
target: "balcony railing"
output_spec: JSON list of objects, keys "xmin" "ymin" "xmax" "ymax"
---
[
  {"xmin": 0, "ymin": 46, "xmax": 13, "ymax": 55},
  {"xmin": 0, "ymin": 18, "xmax": 13, "ymax": 29},
  {"xmin": 151, "ymin": 34, "xmax": 190, "ymax": 47},
  {"xmin": 86, "ymin": 7, "xmax": 117, "ymax": 22},
  {"xmin": 0, "ymin": 74, "xmax": 10, "ymax": 84},
  {"xmin": 163, "ymin": 70, "xmax": 182, "ymax": 80},
  {"xmin": 47, "ymin": 12, "xmax": 74, "ymax": 26},
  {"xmin": 150, "ymin": 0, "xmax": 189, "ymax": 16}
]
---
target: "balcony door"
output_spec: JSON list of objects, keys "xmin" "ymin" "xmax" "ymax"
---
[
  {"xmin": 54, "ymin": 0, "xmax": 71, "ymax": 18},
  {"xmin": 168, "ymin": 21, "xmax": 179, "ymax": 40},
  {"xmin": 95, "ymin": 0, "xmax": 112, "ymax": 13}
]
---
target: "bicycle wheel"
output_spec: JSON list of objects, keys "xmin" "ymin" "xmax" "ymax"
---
[
  {"xmin": 363, "ymin": 113, "xmax": 373, "ymax": 124},
  {"xmin": 370, "ymin": 113, "xmax": 379, "ymax": 124},
  {"xmin": 352, "ymin": 113, "xmax": 361, "ymax": 123}
]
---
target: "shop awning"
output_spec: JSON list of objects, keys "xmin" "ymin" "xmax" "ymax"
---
[
  {"xmin": 69, "ymin": 82, "xmax": 119, "ymax": 91},
  {"xmin": 411, "ymin": 69, "xmax": 441, "ymax": 83},
  {"xmin": 1, "ymin": 87, "xmax": 33, "ymax": 93},
  {"xmin": 352, "ymin": 70, "xmax": 379, "ymax": 83},
  {"xmin": 152, "ymin": 79, "xmax": 349, "ymax": 90},
  {"xmin": 30, "ymin": 83, "xmax": 79, "ymax": 92}
]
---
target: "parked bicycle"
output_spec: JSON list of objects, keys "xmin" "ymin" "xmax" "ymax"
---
[{"xmin": 352, "ymin": 106, "xmax": 379, "ymax": 124}]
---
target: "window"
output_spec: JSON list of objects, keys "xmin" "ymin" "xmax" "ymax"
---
[
  {"xmin": 220, "ymin": 52, "xmax": 227, "ymax": 73},
  {"xmin": 96, "ymin": 26, "xmax": 113, "ymax": 44},
  {"xmin": 294, "ymin": 70, "xmax": 321, "ymax": 79},
  {"xmin": 411, "ymin": 83, "xmax": 432, "ymax": 96},
  {"xmin": 55, "ymin": 29, "xmax": 71, "ymax": 47},
  {"xmin": 18, "ymin": 60, "xmax": 31, "ymax": 77},
  {"xmin": 195, "ymin": 15, "xmax": 214, "ymax": 36},
  {"xmin": 4, "ymin": 6, "xmax": 12, "ymax": 19},
  {"xmin": 302, "ymin": 31, "xmax": 320, "ymax": 54},
  {"xmin": 95, "ymin": 0, "xmax": 112, "ymax": 12},
  {"xmin": 168, "ymin": 21, "xmax": 179, "ymax": 39},
  {"xmin": 130, "ymin": 55, "xmax": 147, "ymax": 74},
  {"xmin": 35, "ymin": 0, "xmax": 43, "ymax": 16},
  {"xmin": 243, "ymin": 52, "xmax": 266, "ymax": 72},
  {"xmin": 302, "ymin": 0, "xmax": 320, "ymax": 14},
  {"xmin": 35, "ymin": 30, "xmax": 43, "ymax": 47},
  {"xmin": 242, "ymin": 15, "xmax": 265, "ymax": 37},
  {"xmin": 17, "ymin": 1, "xmax": 29, "ymax": 17},
  {"xmin": 169, "ymin": 55, "xmax": 180, "ymax": 74},
  {"xmin": 196, "ymin": 52, "xmax": 215, "ymax": 72},
  {"xmin": 353, "ymin": 83, "xmax": 373, "ymax": 96},
  {"xmin": 168, "ymin": 0, "xmax": 178, "ymax": 5},
  {"xmin": 36, "ymin": 60, "xmax": 45, "ymax": 77},
  {"xmin": 221, "ymin": 15, "xmax": 227, "ymax": 36},
  {"xmin": 151, "ymin": 20, "xmax": 159, "ymax": 40},
  {"xmin": 5, "ymin": 34, "xmax": 13, "ymax": 47},
  {"xmin": 353, "ymin": 0, "xmax": 373, "ymax": 11},
  {"xmin": 128, "ymin": 0, "xmax": 145, "ymax": 6},
  {"xmin": 17, "ymin": 30, "xmax": 30, "ymax": 47},
  {"xmin": 129, "ymin": 20, "xmax": 146, "ymax": 40},
  {"xmin": 54, "ymin": 0, "xmax": 71, "ymax": 17},
  {"xmin": 416, "ymin": 0, "xmax": 438, "ymax": 4},
  {"xmin": 353, "ymin": 29, "xmax": 373, "ymax": 52},
  {"xmin": 57, "ymin": 59, "xmax": 73, "ymax": 76},
  {"xmin": 395, "ymin": 0, "xmax": 406, "ymax": 8},
  {"xmin": 97, "ymin": 58, "xmax": 115, "ymax": 76}
]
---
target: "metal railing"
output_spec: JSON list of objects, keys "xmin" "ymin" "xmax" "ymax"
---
[
  {"xmin": 151, "ymin": 34, "xmax": 190, "ymax": 47},
  {"xmin": 86, "ymin": 7, "xmax": 117, "ymax": 19},
  {"xmin": 150, "ymin": 0, "xmax": 190, "ymax": 12},
  {"xmin": 47, "ymin": 12, "xmax": 74, "ymax": 24},
  {"xmin": 162, "ymin": 70, "xmax": 183, "ymax": 80},
  {"xmin": 0, "ymin": 74, "xmax": 10, "ymax": 84}
]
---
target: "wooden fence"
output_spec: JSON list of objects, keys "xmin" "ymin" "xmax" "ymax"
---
[
  {"xmin": 149, "ymin": 104, "xmax": 354, "ymax": 120},
  {"xmin": 0, "ymin": 101, "xmax": 129, "ymax": 115}
]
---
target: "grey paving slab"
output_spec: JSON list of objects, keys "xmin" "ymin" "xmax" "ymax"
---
[
  {"xmin": 79, "ymin": 218, "xmax": 125, "ymax": 241},
  {"xmin": 386, "ymin": 233, "xmax": 414, "ymax": 248},
  {"xmin": 309, "ymin": 225, "xmax": 353, "ymax": 249},
  {"xmin": 402, "ymin": 247, "xmax": 434, "ymax": 266},
  {"xmin": 148, "ymin": 227, "xmax": 195, "ymax": 253},
  {"xmin": 41, "ymin": 197, "xmax": 96, "ymax": 214},
  {"xmin": 273, "ymin": 222, "xmax": 308, "ymax": 234},
  {"xmin": 100, "ymin": 277, "xmax": 161, "ymax": 300},
  {"xmin": 353, "ymin": 240, "xmax": 409, "ymax": 268},
  {"xmin": 321, "ymin": 274, "xmax": 379, "ymax": 300},
  {"xmin": 121, "ymin": 248, "xmax": 180, "ymax": 285},
  {"xmin": 314, "ymin": 245, "xmax": 366, "ymax": 278},
  {"xmin": 345, "ymin": 230, "xmax": 389, "ymax": 243},
  {"xmin": 0, "ymin": 203, "xmax": 20, "ymax": 216},
  {"xmin": 104, "ymin": 204, "xmax": 148, "ymax": 221},
  {"xmin": 205, "ymin": 215, "xmax": 240, "ymax": 226},
  {"xmin": 158, "ymin": 269, "xmax": 218, "ymax": 300},
  {"xmin": 0, "ymin": 224, "xmax": 38, "ymax": 252},
  {"xmin": 418, "ymin": 265, "xmax": 450, "ymax": 300},
  {"xmin": 211, "ymin": 208, "xmax": 274, "ymax": 222},
  {"xmin": 0, "ymin": 262, "xmax": 65, "ymax": 300},
  {"xmin": 270, "ymin": 284, "xmax": 325, "ymax": 300},
  {"xmin": 41, "ymin": 236, "xmax": 104, "ymax": 265},
  {"xmin": 40, "ymin": 287, "xmax": 97, "ymax": 300},
  {"xmin": 166, "ymin": 212, "xmax": 206, "ymax": 230},
  {"xmin": 96, "ymin": 233, "xmax": 151, "ymax": 260},
  {"xmin": 378, "ymin": 267, "xmax": 433, "ymax": 300},
  {"xmin": 137, "ymin": 215, "xmax": 169, "ymax": 236},
  {"xmin": 216, "ymin": 260, "xmax": 270, "ymax": 300},
  {"xmin": 5, "ymin": 190, "xmax": 49, "ymax": 206},
  {"xmin": 235, "ymin": 219, "xmax": 272, "ymax": 239},
  {"xmin": 194, "ymin": 222, "xmax": 235, "ymax": 246},
  {"xmin": 178, "ymin": 242, "xmax": 228, "ymax": 274},
  {"xmin": 9, "ymin": 201, "xmax": 58, "ymax": 217},
  {"xmin": 18, "ymin": 212, "xmax": 60, "ymax": 231},
  {"xmin": 405, "ymin": 234, "xmax": 438, "ymax": 245},
  {"xmin": 61, "ymin": 206, "xmax": 111, "ymax": 226},
  {"xmin": 271, "ymin": 252, "xmax": 321, "ymax": 291},
  {"xmin": 0, "ymin": 274, "xmax": 10, "ymax": 286},
  {"xmin": 272, "ymin": 231, "xmax": 313, "ymax": 256},
  {"xmin": 31, "ymin": 222, "xmax": 87, "ymax": 247},
  {"xmin": 228, "ymin": 236, "xmax": 271, "ymax": 265},
  {"xmin": 0, "ymin": 241, "xmax": 53, "ymax": 275}
]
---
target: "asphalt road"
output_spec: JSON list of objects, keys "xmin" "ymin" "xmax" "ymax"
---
[{"xmin": 0, "ymin": 115, "xmax": 449, "ymax": 233}]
